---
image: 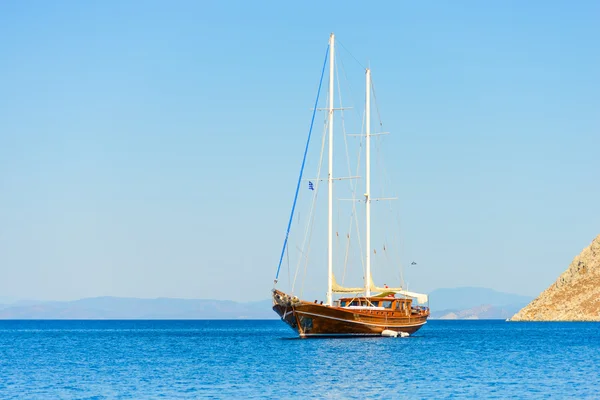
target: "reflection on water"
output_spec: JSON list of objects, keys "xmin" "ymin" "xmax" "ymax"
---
[{"xmin": 1, "ymin": 320, "xmax": 599, "ymax": 399}]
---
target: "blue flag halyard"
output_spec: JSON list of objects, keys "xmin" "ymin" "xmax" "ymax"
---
[{"xmin": 308, "ymin": 181, "xmax": 314, "ymax": 190}]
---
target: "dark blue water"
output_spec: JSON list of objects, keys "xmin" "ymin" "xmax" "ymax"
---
[{"xmin": 0, "ymin": 320, "xmax": 598, "ymax": 399}]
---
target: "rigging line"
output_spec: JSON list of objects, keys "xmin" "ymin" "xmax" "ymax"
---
[
  {"xmin": 375, "ymin": 128, "xmax": 394, "ymax": 200},
  {"xmin": 377, "ymin": 139, "xmax": 406, "ymax": 289},
  {"xmin": 372, "ymin": 108, "xmax": 402, "ymax": 285},
  {"xmin": 336, "ymin": 52, "xmax": 365, "ymax": 284},
  {"xmin": 393, "ymin": 207, "xmax": 406, "ymax": 287},
  {"xmin": 375, "ymin": 128, "xmax": 401, "ymax": 283},
  {"xmin": 337, "ymin": 39, "xmax": 367, "ymax": 71},
  {"xmin": 296, "ymin": 180, "xmax": 303, "ymax": 226},
  {"xmin": 336, "ymin": 198, "xmax": 341, "ymax": 281},
  {"xmin": 336, "ymin": 51, "xmax": 355, "ymax": 195},
  {"xmin": 375, "ymin": 136, "xmax": 389, "ymax": 246},
  {"xmin": 300, "ymin": 169, "xmax": 325, "ymax": 298},
  {"xmin": 295, "ymin": 77, "xmax": 332, "ymax": 293},
  {"xmin": 373, "ymin": 129, "xmax": 405, "ymax": 288},
  {"xmin": 297, "ymin": 79, "xmax": 335, "ymax": 295},
  {"xmin": 337, "ymin": 49, "xmax": 365, "ymax": 133},
  {"xmin": 342, "ymin": 231, "xmax": 351, "ymax": 284},
  {"xmin": 331, "ymin": 199, "xmax": 342, "ymax": 282},
  {"xmin": 275, "ymin": 45, "xmax": 329, "ymax": 282},
  {"xmin": 294, "ymin": 98, "xmax": 330, "ymax": 293},
  {"xmin": 338, "ymin": 49, "xmax": 365, "ymax": 276},
  {"xmin": 354, "ymin": 98, "xmax": 366, "ymax": 275},
  {"xmin": 369, "ymin": 76, "xmax": 394, "ymax": 199},
  {"xmin": 335, "ymin": 52, "xmax": 345, "ymax": 247},
  {"xmin": 286, "ymin": 243, "xmax": 291, "ymax": 290},
  {"xmin": 348, "ymin": 71, "xmax": 373, "ymax": 279},
  {"xmin": 338, "ymin": 54, "xmax": 368, "ymax": 279},
  {"xmin": 293, "ymin": 111, "xmax": 328, "ymax": 292},
  {"xmin": 338, "ymin": 47, "xmax": 367, "ymax": 193},
  {"xmin": 335, "ymin": 54, "xmax": 354, "ymax": 282},
  {"xmin": 370, "ymin": 75, "xmax": 403, "ymax": 286},
  {"xmin": 351, "ymin": 97, "xmax": 366, "ymax": 278},
  {"xmin": 338, "ymin": 41, "xmax": 370, "ymax": 274},
  {"xmin": 370, "ymin": 78, "xmax": 384, "ymax": 128}
]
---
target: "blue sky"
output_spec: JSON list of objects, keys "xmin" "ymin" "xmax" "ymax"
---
[{"xmin": 1, "ymin": 1, "xmax": 598, "ymax": 301}]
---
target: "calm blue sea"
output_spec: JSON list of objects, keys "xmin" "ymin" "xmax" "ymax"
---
[{"xmin": 0, "ymin": 320, "xmax": 598, "ymax": 399}]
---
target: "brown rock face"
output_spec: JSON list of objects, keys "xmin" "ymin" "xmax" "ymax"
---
[{"xmin": 511, "ymin": 234, "xmax": 600, "ymax": 321}]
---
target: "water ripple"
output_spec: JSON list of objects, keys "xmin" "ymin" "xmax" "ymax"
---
[{"xmin": 0, "ymin": 320, "xmax": 598, "ymax": 399}]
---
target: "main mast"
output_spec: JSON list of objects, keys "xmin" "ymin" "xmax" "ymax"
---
[
  {"xmin": 326, "ymin": 33, "xmax": 335, "ymax": 306},
  {"xmin": 365, "ymin": 68, "xmax": 372, "ymax": 297}
]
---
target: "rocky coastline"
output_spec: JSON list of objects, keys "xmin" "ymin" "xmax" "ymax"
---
[{"xmin": 510, "ymin": 234, "xmax": 600, "ymax": 321}]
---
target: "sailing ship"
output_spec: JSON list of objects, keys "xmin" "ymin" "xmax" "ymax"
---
[{"xmin": 272, "ymin": 33, "xmax": 429, "ymax": 338}]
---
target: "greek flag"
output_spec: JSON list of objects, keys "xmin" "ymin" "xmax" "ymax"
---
[{"xmin": 308, "ymin": 181, "xmax": 314, "ymax": 190}]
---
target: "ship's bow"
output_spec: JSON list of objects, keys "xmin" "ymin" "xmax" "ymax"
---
[{"xmin": 272, "ymin": 290, "xmax": 300, "ymax": 333}]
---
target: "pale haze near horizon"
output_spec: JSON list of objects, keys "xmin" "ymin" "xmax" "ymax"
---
[{"xmin": 1, "ymin": 1, "xmax": 599, "ymax": 302}]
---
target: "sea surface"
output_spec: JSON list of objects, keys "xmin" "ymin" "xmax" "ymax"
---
[{"xmin": 0, "ymin": 320, "xmax": 598, "ymax": 399}]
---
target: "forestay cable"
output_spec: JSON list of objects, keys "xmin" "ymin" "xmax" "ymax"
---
[{"xmin": 274, "ymin": 46, "xmax": 329, "ymax": 283}]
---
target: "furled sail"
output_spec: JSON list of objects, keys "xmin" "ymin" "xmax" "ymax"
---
[
  {"xmin": 369, "ymin": 276, "xmax": 429, "ymax": 304},
  {"xmin": 331, "ymin": 274, "xmax": 429, "ymax": 304},
  {"xmin": 331, "ymin": 274, "xmax": 363, "ymax": 293},
  {"xmin": 369, "ymin": 276, "xmax": 402, "ymax": 292}
]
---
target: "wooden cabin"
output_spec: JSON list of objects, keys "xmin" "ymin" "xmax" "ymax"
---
[{"xmin": 334, "ymin": 295, "xmax": 428, "ymax": 317}]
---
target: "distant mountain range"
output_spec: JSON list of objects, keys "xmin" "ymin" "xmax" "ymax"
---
[
  {"xmin": 0, "ymin": 287, "xmax": 532, "ymax": 320},
  {"xmin": 0, "ymin": 297, "xmax": 275, "ymax": 320},
  {"xmin": 428, "ymin": 287, "xmax": 533, "ymax": 320}
]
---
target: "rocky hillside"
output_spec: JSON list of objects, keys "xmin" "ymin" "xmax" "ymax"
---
[{"xmin": 511, "ymin": 234, "xmax": 600, "ymax": 321}]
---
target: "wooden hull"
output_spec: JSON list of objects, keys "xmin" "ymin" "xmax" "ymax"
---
[{"xmin": 272, "ymin": 291, "xmax": 428, "ymax": 338}]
